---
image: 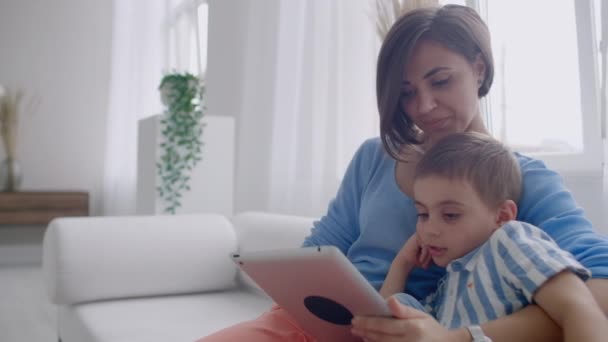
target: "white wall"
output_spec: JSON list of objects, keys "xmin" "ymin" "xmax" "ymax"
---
[
  {"xmin": 0, "ymin": 0, "xmax": 113, "ymax": 215},
  {"xmin": 0, "ymin": 0, "xmax": 605, "ymax": 233}
]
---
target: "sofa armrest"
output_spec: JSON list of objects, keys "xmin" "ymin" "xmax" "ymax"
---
[{"xmin": 43, "ymin": 214, "xmax": 238, "ymax": 305}]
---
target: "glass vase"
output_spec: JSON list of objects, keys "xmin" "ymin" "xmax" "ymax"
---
[{"xmin": 0, "ymin": 158, "xmax": 22, "ymax": 192}]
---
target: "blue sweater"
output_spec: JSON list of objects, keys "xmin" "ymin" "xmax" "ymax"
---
[{"xmin": 303, "ymin": 137, "xmax": 608, "ymax": 300}]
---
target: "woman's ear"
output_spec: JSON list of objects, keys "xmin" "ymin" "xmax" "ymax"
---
[
  {"xmin": 474, "ymin": 54, "xmax": 486, "ymax": 85},
  {"xmin": 495, "ymin": 200, "xmax": 517, "ymax": 226}
]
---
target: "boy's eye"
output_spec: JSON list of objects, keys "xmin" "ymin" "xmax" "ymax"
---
[
  {"xmin": 417, "ymin": 213, "xmax": 429, "ymax": 221},
  {"xmin": 443, "ymin": 213, "xmax": 460, "ymax": 221}
]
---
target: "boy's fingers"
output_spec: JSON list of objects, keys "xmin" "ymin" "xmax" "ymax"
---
[
  {"xmin": 418, "ymin": 246, "xmax": 426, "ymax": 262},
  {"xmin": 419, "ymin": 247, "xmax": 431, "ymax": 268}
]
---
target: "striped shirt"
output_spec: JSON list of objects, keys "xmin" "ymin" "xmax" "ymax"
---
[{"xmin": 420, "ymin": 221, "xmax": 590, "ymax": 328}]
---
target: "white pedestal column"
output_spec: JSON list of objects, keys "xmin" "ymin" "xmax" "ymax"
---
[{"xmin": 136, "ymin": 114, "xmax": 235, "ymax": 216}]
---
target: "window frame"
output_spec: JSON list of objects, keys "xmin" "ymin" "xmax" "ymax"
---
[
  {"xmin": 468, "ymin": 0, "xmax": 604, "ymax": 174},
  {"xmin": 164, "ymin": 0, "xmax": 208, "ymax": 75}
]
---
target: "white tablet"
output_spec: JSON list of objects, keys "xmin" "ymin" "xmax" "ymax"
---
[{"xmin": 232, "ymin": 245, "xmax": 391, "ymax": 341}]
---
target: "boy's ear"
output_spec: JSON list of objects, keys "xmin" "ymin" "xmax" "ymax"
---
[{"xmin": 495, "ymin": 200, "xmax": 517, "ymax": 226}]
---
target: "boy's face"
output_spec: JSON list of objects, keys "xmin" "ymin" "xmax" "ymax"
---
[{"xmin": 413, "ymin": 175, "xmax": 501, "ymax": 267}]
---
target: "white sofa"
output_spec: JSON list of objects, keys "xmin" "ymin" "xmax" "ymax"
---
[{"xmin": 42, "ymin": 211, "xmax": 315, "ymax": 342}]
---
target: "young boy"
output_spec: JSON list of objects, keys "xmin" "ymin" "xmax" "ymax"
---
[{"xmin": 380, "ymin": 132, "xmax": 608, "ymax": 342}]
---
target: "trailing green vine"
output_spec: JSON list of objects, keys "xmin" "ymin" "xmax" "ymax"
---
[{"xmin": 157, "ymin": 72, "xmax": 205, "ymax": 214}]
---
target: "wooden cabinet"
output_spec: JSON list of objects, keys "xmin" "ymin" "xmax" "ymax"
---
[{"xmin": 0, "ymin": 192, "xmax": 89, "ymax": 225}]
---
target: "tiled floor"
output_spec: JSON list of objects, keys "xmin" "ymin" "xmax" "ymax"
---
[
  {"xmin": 0, "ymin": 226, "xmax": 57, "ymax": 342},
  {"xmin": 0, "ymin": 265, "xmax": 57, "ymax": 341}
]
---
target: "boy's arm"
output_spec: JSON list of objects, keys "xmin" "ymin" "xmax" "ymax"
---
[
  {"xmin": 380, "ymin": 257, "xmax": 415, "ymax": 298},
  {"xmin": 379, "ymin": 234, "xmax": 430, "ymax": 298},
  {"xmin": 532, "ymin": 271, "xmax": 608, "ymax": 342}
]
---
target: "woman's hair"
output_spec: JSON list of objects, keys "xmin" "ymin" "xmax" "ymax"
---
[
  {"xmin": 414, "ymin": 132, "xmax": 521, "ymax": 209},
  {"xmin": 377, "ymin": 5, "xmax": 494, "ymax": 160}
]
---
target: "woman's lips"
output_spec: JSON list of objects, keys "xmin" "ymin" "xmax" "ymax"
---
[
  {"xmin": 423, "ymin": 117, "xmax": 449, "ymax": 130},
  {"xmin": 427, "ymin": 246, "xmax": 447, "ymax": 257}
]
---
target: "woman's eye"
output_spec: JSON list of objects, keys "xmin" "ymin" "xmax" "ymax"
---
[
  {"xmin": 401, "ymin": 90, "xmax": 415, "ymax": 102},
  {"xmin": 432, "ymin": 78, "xmax": 450, "ymax": 87}
]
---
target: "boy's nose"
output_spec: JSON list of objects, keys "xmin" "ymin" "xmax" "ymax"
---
[{"xmin": 421, "ymin": 224, "xmax": 441, "ymax": 239}]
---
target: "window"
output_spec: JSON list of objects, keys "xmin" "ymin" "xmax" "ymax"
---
[
  {"xmin": 166, "ymin": 0, "xmax": 208, "ymax": 76},
  {"xmin": 596, "ymin": 0, "xmax": 607, "ymax": 140},
  {"xmin": 443, "ymin": 0, "xmax": 604, "ymax": 173}
]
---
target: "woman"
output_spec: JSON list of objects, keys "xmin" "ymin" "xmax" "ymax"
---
[{"xmin": 201, "ymin": 5, "xmax": 608, "ymax": 341}]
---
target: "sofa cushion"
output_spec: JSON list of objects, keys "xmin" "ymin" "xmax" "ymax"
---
[
  {"xmin": 58, "ymin": 289, "xmax": 272, "ymax": 342},
  {"xmin": 44, "ymin": 214, "xmax": 239, "ymax": 305}
]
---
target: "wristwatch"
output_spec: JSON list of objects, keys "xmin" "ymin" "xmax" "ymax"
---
[{"xmin": 466, "ymin": 325, "xmax": 492, "ymax": 342}]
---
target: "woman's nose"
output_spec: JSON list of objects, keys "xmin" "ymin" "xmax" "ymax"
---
[{"xmin": 416, "ymin": 89, "xmax": 437, "ymax": 114}]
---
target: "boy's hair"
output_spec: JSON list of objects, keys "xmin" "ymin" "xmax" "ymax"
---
[{"xmin": 414, "ymin": 132, "xmax": 522, "ymax": 208}]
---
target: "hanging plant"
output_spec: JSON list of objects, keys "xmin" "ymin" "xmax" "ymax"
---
[{"xmin": 157, "ymin": 72, "xmax": 205, "ymax": 214}]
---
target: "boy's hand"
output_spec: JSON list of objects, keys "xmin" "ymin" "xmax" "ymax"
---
[
  {"xmin": 351, "ymin": 296, "xmax": 466, "ymax": 342},
  {"xmin": 394, "ymin": 233, "xmax": 432, "ymax": 270},
  {"xmin": 380, "ymin": 233, "xmax": 433, "ymax": 299}
]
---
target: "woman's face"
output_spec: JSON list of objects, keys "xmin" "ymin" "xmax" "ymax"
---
[{"xmin": 400, "ymin": 40, "xmax": 487, "ymax": 146}]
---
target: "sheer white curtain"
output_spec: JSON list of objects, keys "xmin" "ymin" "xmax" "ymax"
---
[
  {"xmin": 267, "ymin": 0, "xmax": 379, "ymax": 217},
  {"xmin": 103, "ymin": 0, "xmax": 205, "ymax": 216},
  {"xmin": 102, "ymin": 0, "xmax": 168, "ymax": 215}
]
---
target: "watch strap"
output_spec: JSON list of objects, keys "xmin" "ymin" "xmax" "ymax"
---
[{"xmin": 466, "ymin": 325, "xmax": 492, "ymax": 342}]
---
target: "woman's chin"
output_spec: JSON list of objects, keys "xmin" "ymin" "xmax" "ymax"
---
[{"xmin": 425, "ymin": 130, "xmax": 458, "ymax": 146}]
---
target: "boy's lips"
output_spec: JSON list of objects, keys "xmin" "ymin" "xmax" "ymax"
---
[{"xmin": 427, "ymin": 246, "xmax": 447, "ymax": 257}]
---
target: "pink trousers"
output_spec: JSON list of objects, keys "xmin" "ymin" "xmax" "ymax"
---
[{"xmin": 196, "ymin": 305, "xmax": 316, "ymax": 342}]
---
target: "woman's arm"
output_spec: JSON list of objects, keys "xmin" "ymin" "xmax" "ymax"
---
[
  {"xmin": 588, "ymin": 278, "xmax": 608, "ymax": 313},
  {"xmin": 532, "ymin": 272, "xmax": 608, "ymax": 342},
  {"xmin": 516, "ymin": 156, "xmax": 608, "ymax": 279},
  {"xmin": 476, "ymin": 304, "xmax": 561, "ymax": 342},
  {"xmin": 480, "ymin": 278, "xmax": 608, "ymax": 342}
]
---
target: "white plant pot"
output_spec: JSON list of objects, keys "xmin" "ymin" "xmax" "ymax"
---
[{"xmin": 136, "ymin": 114, "xmax": 235, "ymax": 216}]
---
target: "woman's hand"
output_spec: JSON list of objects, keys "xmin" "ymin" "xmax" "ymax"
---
[{"xmin": 351, "ymin": 297, "xmax": 468, "ymax": 342}]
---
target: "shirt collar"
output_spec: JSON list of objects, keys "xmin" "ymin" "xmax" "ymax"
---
[{"xmin": 446, "ymin": 245, "xmax": 483, "ymax": 273}]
